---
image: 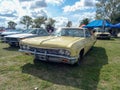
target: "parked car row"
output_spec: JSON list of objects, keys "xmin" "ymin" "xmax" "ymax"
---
[
  {"xmin": 4, "ymin": 28, "xmax": 49, "ymax": 47},
  {"xmin": 0, "ymin": 29, "xmax": 24, "ymax": 42},
  {"xmin": 0, "ymin": 27, "xmax": 96, "ymax": 65}
]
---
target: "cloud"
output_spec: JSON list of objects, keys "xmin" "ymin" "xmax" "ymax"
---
[
  {"xmin": 45, "ymin": 0, "xmax": 64, "ymax": 5},
  {"xmin": 30, "ymin": 0, "xmax": 47, "ymax": 9},
  {"xmin": 73, "ymin": 12, "xmax": 96, "ymax": 22},
  {"xmin": 53, "ymin": 17, "xmax": 68, "ymax": 27},
  {"xmin": 0, "ymin": 0, "xmax": 20, "ymax": 26},
  {"xmin": 84, "ymin": 0, "xmax": 96, "ymax": 6},
  {"xmin": 0, "ymin": 0, "xmax": 18, "ymax": 16},
  {"xmin": 30, "ymin": 9, "xmax": 47, "ymax": 18},
  {"xmin": 0, "ymin": 10, "xmax": 17, "ymax": 17},
  {"xmin": 19, "ymin": 0, "xmax": 32, "ymax": 2},
  {"xmin": 0, "ymin": 17, "xmax": 6, "ymax": 26},
  {"xmin": 19, "ymin": 0, "xmax": 48, "ymax": 19},
  {"xmin": 63, "ymin": 0, "xmax": 96, "ymax": 12}
]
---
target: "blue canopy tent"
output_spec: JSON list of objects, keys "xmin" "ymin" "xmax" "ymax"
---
[
  {"xmin": 84, "ymin": 20, "xmax": 112, "ymax": 28},
  {"xmin": 111, "ymin": 23, "xmax": 120, "ymax": 28}
]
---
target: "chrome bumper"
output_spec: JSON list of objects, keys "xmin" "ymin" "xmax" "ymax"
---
[{"xmin": 19, "ymin": 49, "xmax": 77, "ymax": 64}]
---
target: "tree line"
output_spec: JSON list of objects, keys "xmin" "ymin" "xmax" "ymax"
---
[
  {"xmin": 8, "ymin": 0, "xmax": 120, "ymax": 30},
  {"xmin": 7, "ymin": 16, "xmax": 89, "ymax": 30}
]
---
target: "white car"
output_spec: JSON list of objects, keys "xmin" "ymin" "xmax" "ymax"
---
[
  {"xmin": 0, "ymin": 29, "xmax": 23, "ymax": 42},
  {"xmin": 117, "ymin": 33, "xmax": 120, "ymax": 37},
  {"xmin": 5, "ymin": 28, "xmax": 49, "ymax": 47},
  {"xmin": 94, "ymin": 28, "xmax": 111, "ymax": 39}
]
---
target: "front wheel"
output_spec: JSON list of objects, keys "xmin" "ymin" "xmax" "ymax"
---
[
  {"xmin": 76, "ymin": 50, "xmax": 84, "ymax": 65},
  {"xmin": 9, "ymin": 44, "xmax": 15, "ymax": 47},
  {"xmin": 33, "ymin": 58, "xmax": 40, "ymax": 65}
]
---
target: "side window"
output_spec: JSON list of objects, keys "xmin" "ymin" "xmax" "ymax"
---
[
  {"xmin": 31, "ymin": 29, "xmax": 37, "ymax": 34},
  {"xmin": 85, "ymin": 30, "xmax": 91, "ymax": 37},
  {"xmin": 38, "ymin": 30, "xmax": 48, "ymax": 36}
]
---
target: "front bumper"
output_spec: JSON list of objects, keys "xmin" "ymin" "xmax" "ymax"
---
[
  {"xmin": 7, "ymin": 41, "xmax": 19, "ymax": 46},
  {"xmin": 97, "ymin": 35, "xmax": 110, "ymax": 39},
  {"xmin": 19, "ymin": 49, "xmax": 77, "ymax": 64},
  {"xmin": 0, "ymin": 36, "xmax": 5, "ymax": 42}
]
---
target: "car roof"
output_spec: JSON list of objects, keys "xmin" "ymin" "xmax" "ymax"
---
[{"xmin": 60, "ymin": 27, "xmax": 86, "ymax": 30}]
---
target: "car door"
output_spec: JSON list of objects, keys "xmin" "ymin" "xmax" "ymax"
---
[{"xmin": 84, "ymin": 29, "xmax": 93, "ymax": 52}]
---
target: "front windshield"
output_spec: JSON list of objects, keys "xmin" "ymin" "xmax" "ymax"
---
[
  {"xmin": 22, "ymin": 29, "xmax": 32, "ymax": 33},
  {"xmin": 25, "ymin": 29, "xmax": 38, "ymax": 34},
  {"xmin": 95, "ymin": 28, "xmax": 109, "ymax": 32},
  {"xmin": 5, "ymin": 29, "xmax": 23, "ymax": 32},
  {"xmin": 52, "ymin": 28, "xmax": 84, "ymax": 37}
]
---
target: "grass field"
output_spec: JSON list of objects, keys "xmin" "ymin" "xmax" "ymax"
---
[{"xmin": 0, "ymin": 38, "xmax": 120, "ymax": 90}]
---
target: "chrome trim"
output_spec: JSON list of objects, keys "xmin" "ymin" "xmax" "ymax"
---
[{"xmin": 19, "ymin": 49, "xmax": 76, "ymax": 60}]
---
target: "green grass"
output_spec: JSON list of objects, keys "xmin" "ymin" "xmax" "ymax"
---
[{"xmin": 0, "ymin": 38, "xmax": 120, "ymax": 90}]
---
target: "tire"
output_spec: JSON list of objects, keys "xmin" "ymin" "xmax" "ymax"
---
[
  {"xmin": 33, "ymin": 56, "xmax": 41, "ymax": 65},
  {"xmin": 9, "ymin": 44, "xmax": 15, "ymax": 47},
  {"xmin": 76, "ymin": 49, "xmax": 84, "ymax": 66},
  {"xmin": 33, "ymin": 58, "xmax": 39, "ymax": 64}
]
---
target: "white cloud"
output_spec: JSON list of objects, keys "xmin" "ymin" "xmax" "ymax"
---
[
  {"xmin": 73, "ymin": 12, "xmax": 96, "ymax": 22},
  {"xmin": 45, "ymin": 0, "xmax": 64, "ymax": 5},
  {"xmin": 19, "ymin": 0, "xmax": 32, "ymax": 2},
  {"xmin": 30, "ymin": 0, "xmax": 47, "ymax": 9},
  {"xmin": 0, "ymin": 0, "xmax": 49, "ymax": 27},
  {"xmin": 63, "ymin": 0, "xmax": 96, "ymax": 12},
  {"xmin": 53, "ymin": 17, "xmax": 68, "ymax": 27},
  {"xmin": 30, "ymin": 8, "xmax": 48, "ymax": 18},
  {"xmin": 0, "ymin": 0, "xmax": 20, "ymax": 27},
  {"xmin": 20, "ymin": 0, "xmax": 48, "ymax": 18},
  {"xmin": 0, "ymin": 0, "xmax": 19, "ymax": 17}
]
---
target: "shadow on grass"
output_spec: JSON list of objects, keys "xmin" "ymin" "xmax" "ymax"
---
[
  {"xmin": 97, "ymin": 38, "xmax": 115, "ymax": 41},
  {"xmin": 21, "ymin": 46, "xmax": 108, "ymax": 90},
  {"xmin": 3, "ymin": 46, "xmax": 19, "ymax": 51}
]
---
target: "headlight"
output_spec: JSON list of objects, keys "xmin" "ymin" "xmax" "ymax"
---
[
  {"xmin": 19, "ymin": 38, "xmax": 25, "ymax": 41},
  {"xmin": 59, "ymin": 49, "xmax": 65, "ymax": 55},
  {"xmin": 26, "ymin": 45, "xmax": 30, "ymax": 50},
  {"xmin": 21, "ymin": 45, "xmax": 30, "ymax": 50},
  {"xmin": 97, "ymin": 34, "xmax": 100, "ymax": 36},
  {"xmin": 65, "ymin": 50, "xmax": 71, "ymax": 56},
  {"xmin": 58, "ymin": 49, "xmax": 71, "ymax": 56}
]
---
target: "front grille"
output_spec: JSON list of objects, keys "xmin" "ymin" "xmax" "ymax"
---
[
  {"xmin": 6, "ymin": 37, "xmax": 18, "ymax": 42},
  {"xmin": 0, "ymin": 35, "xmax": 5, "ymax": 40},
  {"xmin": 100, "ymin": 34, "xmax": 109, "ymax": 36},
  {"xmin": 29, "ymin": 47, "xmax": 59, "ymax": 55}
]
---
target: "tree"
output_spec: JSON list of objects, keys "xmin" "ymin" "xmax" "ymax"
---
[
  {"xmin": 33, "ymin": 16, "xmax": 47, "ymax": 28},
  {"xmin": 79, "ymin": 18, "xmax": 90, "ymax": 26},
  {"xmin": 66, "ymin": 21, "xmax": 72, "ymax": 27},
  {"xmin": 96, "ymin": 0, "xmax": 120, "ymax": 23},
  {"xmin": 20, "ymin": 16, "xmax": 33, "ymax": 29},
  {"xmin": 45, "ymin": 18, "xmax": 56, "ymax": 32},
  {"xmin": 112, "ymin": 14, "xmax": 120, "ymax": 24},
  {"xmin": 8, "ymin": 21, "xmax": 17, "ymax": 29}
]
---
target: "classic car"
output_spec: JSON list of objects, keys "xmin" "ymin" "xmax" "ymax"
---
[
  {"xmin": 19, "ymin": 27, "xmax": 96, "ymax": 65},
  {"xmin": 4, "ymin": 28, "xmax": 49, "ymax": 47},
  {"xmin": 94, "ymin": 28, "xmax": 111, "ymax": 39},
  {"xmin": 0, "ymin": 27, "xmax": 6, "ymax": 34},
  {"xmin": 117, "ymin": 33, "xmax": 120, "ymax": 38},
  {"xmin": 0, "ymin": 29, "xmax": 24, "ymax": 42}
]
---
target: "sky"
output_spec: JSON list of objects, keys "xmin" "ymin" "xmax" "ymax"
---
[{"xmin": 0, "ymin": 0, "xmax": 97, "ymax": 28}]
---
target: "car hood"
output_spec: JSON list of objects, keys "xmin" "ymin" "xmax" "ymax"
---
[
  {"xmin": 1, "ymin": 31, "xmax": 21, "ymax": 35},
  {"xmin": 21, "ymin": 36, "xmax": 84, "ymax": 48},
  {"xmin": 5, "ymin": 33, "xmax": 36, "ymax": 38},
  {"xmin": 95, "ymin": 32, "xmax": 110, "ymax": 35}
]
